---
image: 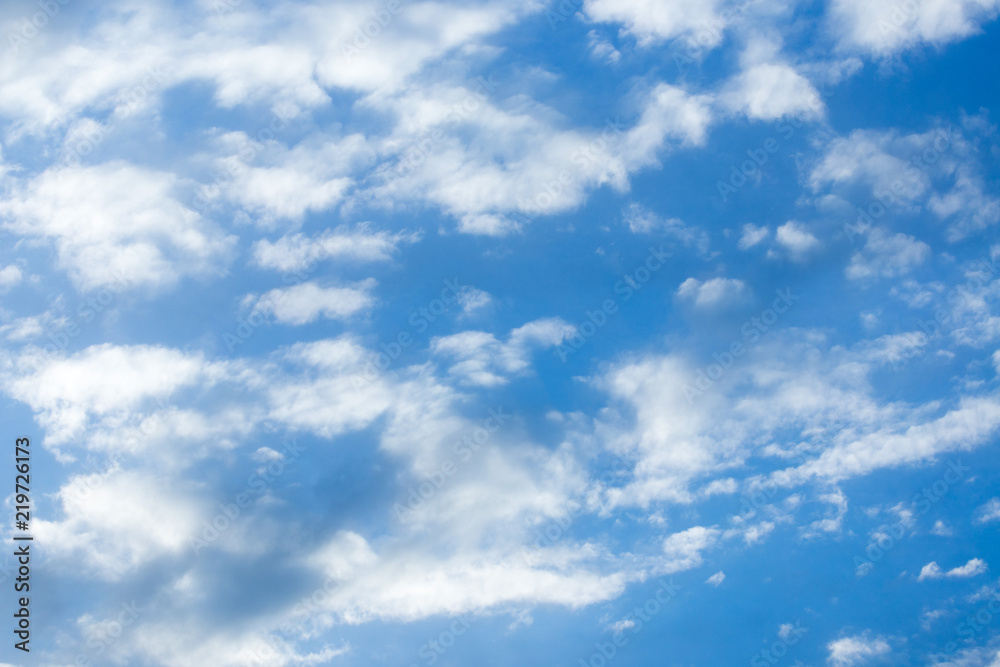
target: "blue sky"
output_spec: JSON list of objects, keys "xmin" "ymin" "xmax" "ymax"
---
[{"xmin": 1, "ymin": 0, "xmax": 1000, "ymax": 665}]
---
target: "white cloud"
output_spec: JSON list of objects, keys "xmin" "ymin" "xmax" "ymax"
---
[
  {"xmin": 251, "ymin": 446, "xmax": 285, "ymax": 463},
  {"xmin": 457, "ymin": 287, "xmax": 494, "ymax": 316},
  {"xmin": 775, "ymin": 395, "xmax": 1000, "ymax": 485},
  {"xmin": 855, "ymin": 332, "xmax": 928, "ymax": 367},
  {"xmin": 0, "ymin": 315, "xmax": 49, "ymax": 342},
  {"xmin": 457, "ymin": 213, "xmax": 522, "ymax": 237},
  {"xmin": 676, "ymin": 277, "xmax": 751, "ymax": 309},
  {"xmin": 932, "ymin": 647, "xmax": 1000, "ymax": 667},
  {"xmin": 584, "ymin": 0, "xmax": 725, "ymax": 47},
  {"xmin": 931, "ymin": 520, "xmax": 953, "ymax": 536},
  {"xmin": 597, "ymin": 354, "xmax": 744, "ymax": 508},
  {"xmin": 808, "ymin": 125, "xmax": 998, "ymax": 243},
  {"xmin": 6, "ymin": 2, "xmax": 1000, "ymax": 661},
  {"xmin": 738, "ymin": 224, "xmax": 769, "ymax": 250},
  {"xmin": 250, "ymin": 224, "xmax": 420, "ymax": 271},
  {"xmin": 846, "ymin": 230, "xmax": 930, "ymax": 281},
  {"xmin": 775, "ymin": 221, "xmax": 820, "ymax": 260},
  {"xmin": 946, "ymin": 559, "xmax": 989, "ymax": 577},
  {"xmin": 265, "ymin": 337, "xmax": 398, "ymax": 439},
  {"xmin": 624, "ymin": 203, "xmax": 708, "ymax": 254},
  {"xmin": 662, "ymin": 526, "xmax": 719, "ymax": 573},
  {"xmin": 803, "ymin": 488, "xmax": 848, "ymax": 536},
  {"xmin": 0, "ymin": 163, "xmax": 235, "ymax": 291},
  {"xmin": 373, "ymin": 82, "xmax": 715, "ymax": 230},
  {"xmin": 252, "ymin": 279, "xmax": 377, "ymax": 325},
  {"xmin": 919, "ymin": 558, "xmax": 989, "ymax": 581},
  {"xmin": 306, "ymin": 536, "xmax": 630, "ymax": 624},
  {"xmin": 779, "ymin": 622, "xmax": 801, "ymax": 641},
  {"xmin": 2, "ymin": 344, "xmax": 220, "ymax": 448},
  {"xmin": 721, "ymin": 39, "xmax": 824, "ymax": 121},
  {"xmin": 0, "ymin": 0, "xmax": 546, "ymax": 135},
  {"xmin": 827, "ymin": 633, "xmax": 891, "ymax": 666},
  {"xmin": 918, "ymin": 562, "xmax": 945, "ymax": 581},
  {"xmin": 432, "ymin": 318, "xmax": 574, "ymax": 386},
  {"xmin": 929, "ymin": 169, "xmax": 1000, "ymax": 241},
  {"xmin": 609, "ymin": 619, "xmax": 636, "ymax": 633},
  {"xmin": 289, "ymin": 396, "xmax": 638, "ymax": 625},
  {"xmin": 202, "ymin": 132, "xmax": 365, "ymax": 225},
  {"xmin": 3, "ymin": 332, "xmax": 631, "ymax": 627},
  {"xmin": 596, "ymin": 330, "xmax": 1000, "ymax": 511},
  {"xmin": 34, "ymin": 470, "xmax": 203, "ymax": 580},
  {"xmin": 587, "ymin": 29, "xmax": 621, "ymax": 63},
  {"xmin": 0, "ymin": 264, "xmax": 22, "ymax": 289},
  {"xmin": 809, "ymin": 129, "xmax": 934, "ymax": 202},
  {"xmin": 0, "ymin": 0, "xmax": 719, "ymax": 237},
  {"xmin": 829, "ymin": 0, "xmax": 1000, "ymax": 56},
  {"xmin": 115, "ymin": 617, "xmax": 350, "ymax": 667},
  {"xmin": 706, "ymin": 570, "xmax": 725, "ymax": 586},
  {"xmin": 976, "ymin": 498, "xmax": 1000, "ymax": 524}
]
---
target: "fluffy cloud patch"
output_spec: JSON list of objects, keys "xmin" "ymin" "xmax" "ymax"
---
[
  {"xmin": 721, "ymin": 39, "xmax": 824, "ymax": 121},
  {"xmin": 35, "ymin": 471, "xmax": 203, "ymax": 580},
  {"xmin": 676, "ymin": 277, "xmax": 751, "ymax": 309},
  {"xmin": 827, "ymin": 633, "xmax": 891, "ymax": 666},
  {"xmin": 662, "ymin": 526, "xmax": 720, "ymax": 573},
  {"xmin": 976, "ymin": 498, "xmax": 1000, "ymax": 524},
  {"xmin": 250, "ymin": 225, "xmax": 420, "ymax": 271},
  {"xmin": 0, "ymin": 163, "xmax": 235, "ymax": 290},
  {"xmin": 774, "ymin": 221, "xmax": 821, "ymax": 260},
  {"xmin": 252, "ymin": 279, "xmax": 377, "ymax": 325},
  {"xmin": 918, "ymin": 558, "xmax": 989, "ymax": 581},
  {"xmin": 584, "ymin": 0, "xmax": 725, "ymax": 47},
  {"xmin": 846, "ymin": 230, "xmax": 930, "ymax": 281},
  {"xmin": 829, "ymin": 0, "xmax": 1000, "ymax": 56},
  {"xmin": 432, "ymin": 318, "xmax": 575, "ymax": 386}
]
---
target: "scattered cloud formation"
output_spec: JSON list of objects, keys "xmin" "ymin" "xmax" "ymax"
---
[
  {"xmin": 918, "ymin": 558, "xmax": 989, "ymax": 581},
  {"xmin": 0, "ymin": 1, "xmax": 998, "ymax": 665}
]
